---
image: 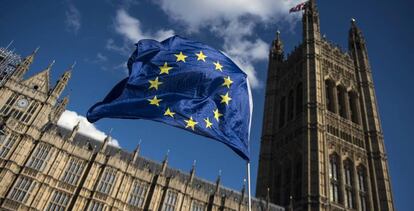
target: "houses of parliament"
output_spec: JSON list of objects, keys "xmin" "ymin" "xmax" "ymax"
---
[
  {"xmin": 0, "ymin": 1, "xmax": 394, "ymax": 211},
  {"xmin": 0, "ymin": 46, "xmax": 282, "ymax": 210}
]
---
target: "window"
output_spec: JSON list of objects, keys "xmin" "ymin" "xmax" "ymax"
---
[
  {"xmin": 344, "ymin": 160, "xmax": 355, "ymax": 209},
  {"xmin": 0, "ymin": 93, "xmax": 18, "ymax": 115},
  {"xmin": 337, "ymin": 86, "xmax": 348, "ymax": 119},
  {"xmin": 8, "ymin": 176, "xmax": 36, "ymax": 203},
  {"xmin": 279, "ymin": 96, "xmax": 286, "ymax": 128},
  {"xmin": 191, "ymin": 200, "xmax": 206, "ymax": 211},
  {"xmin": 88, "ymin": 200, "xmax": 105, "ymax": 211},
  {"xmin": 128, "ymin": 180, "xmax": 148, "ymax": 208},
  {"xmin": 162, "ymin": 190, "xmax": 178, "ymax": 211},
  {"xmin": 358, "ymin": 166, "xmax": 368, "ymax": 211},
  {"xmin": 62, "ymin": 157, "xmax": 85, "ymax": 185},
  {"xmin": 287, "ymin": 90, "xmax": 294, "ymax": 121},
  {"xmin": 329, "ymin": 154, "xmax": 340, "ymax": 203},
  {"xmin": 325, "ymin": 80, "xmax": 335, "ymax": 112},
  {"xmin": 27, "ymin": 144, "xmax": 51, "ymax": 171},
  {"xmin": 349, "ymin": 91, "xmax": 360, "ymax": 124},
  {"xmin": 97, "ymin": 168, "xmax": 117, "ymax": 194},
  {"xmin": 46, "ymin": 190, "xmax": 70, "ymax": 211},
  {"xmin": 20, "ymin": 102, "xmax": 39, "ymax": 123},
  {"xmin": 296, "ymin": 83, "xmax": 303, "ymax": 115},
  {"xmin": 0, "ymin": 133, "xmax": 19, "ymax": 158}
]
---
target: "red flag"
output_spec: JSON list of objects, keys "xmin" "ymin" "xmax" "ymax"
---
[{"xmin": 289, "ymin": 1, "xmax": 307, "ymax": 13}]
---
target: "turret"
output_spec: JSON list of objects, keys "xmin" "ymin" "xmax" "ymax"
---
[
  {"xmin": 348, "ymin": 18, "xmax": 395, "ymax": 211},
  {"xmin": 50, "ymin": 96, "xmax": 69, "ymax": 123},
  {"xmin": 12, "ymin": 47, "xmax": 39, "ymax": 79},
  {"xmin": 270, "ymin": 31, "xmax": 284, "ymax": 62},
  {"xmin": 66, "ymin": 121, "xmax": 80, "ymax": 142},
  {"xmin": 50, "ymin": 62, "xmax": 74, "ymax": 98},
  {"xmin": 161, "ymin": 150, "xmax": 169, "ymax": 175},
  {"xmin": 215, "ymin": 170, "xmax": 221, "ymax": 193},
  {"xmin": 131, "ymin": 141, "xmax": 141, "ymax": 163},
  {"xmin": 302, "ymin": 0, "xmax": 321, "ymax": 41},
  {"xmin": 101, "ymin": 135, "xmax": 111, "ymax": 152},
  {"xmin": 189, "ymin": 160, "xmax": 196, "ymax": 183}
]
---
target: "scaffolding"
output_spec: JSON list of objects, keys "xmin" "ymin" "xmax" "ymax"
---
[{"xmin": 0, "ymin": 43, "xmax": 21, "ymax": 87}]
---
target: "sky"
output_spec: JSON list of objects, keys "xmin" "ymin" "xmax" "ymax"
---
[{"xmin": 1, "ymin": 0, "xmax": 413, "ymax": 210}]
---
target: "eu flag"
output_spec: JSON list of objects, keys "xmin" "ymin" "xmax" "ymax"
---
[{"xmin": 87, "ymin": 36, "xmax": 252, "ymax": 160}]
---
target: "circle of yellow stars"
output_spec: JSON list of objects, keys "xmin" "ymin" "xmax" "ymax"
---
[{"xmin": 146, "ymin": 51, "xmax": 234, "ymax": 131}]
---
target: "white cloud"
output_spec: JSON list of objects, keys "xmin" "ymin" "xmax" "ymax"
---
[
  {"xmin": 106, "ymin": 9, "xmax": 175, "ymax": 62},
  {"xmin": 113, "ymin": 9, "xmax": 174, "ymax": 44},
  {"xmin": 65, "ymin": 1, "xmax": 81, "ymax": 34},
  {"xmin": 156, "ymin": 0, "xmax": 301, "ymax": 31},
  {"xmin": 155, "ymin": 0, "xmax": 302, "ymax": 88},
  {"xmin": 57, "ymin": 110, "xmax": 120, "ymax": 147}
]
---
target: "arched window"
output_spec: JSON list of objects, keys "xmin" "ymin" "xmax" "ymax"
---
[
  {"xmin": 296, "ymin": 83, "xmax": 303, "ymax": 115},
  {"xmin": 344, "ymin": 160, "xmax": 355, "ymax": 209},
  {"xmin": 329, "ymin": 154, "xmax": 340, "ymax": 203},
  {"xmin": 325, "ymin": 80, "xmax": 335, "ymax": 112},
  {"xmin": 288, "ymin": 90, "xmax": 294, "ymax": 121},
  {"xmin": 337, "ymin": 86, "xmax": 348, "ymax": 119},
  {"xmin": 358, "ymin": 166, "xmax": 368, "ymax": 211},
  {"xmin": 279, "ymin": 96, "xmax": 286, "ymax": 128},
  {"xmin": 349, "ymin": 91, "xmax": 360, "ymax": 124}
]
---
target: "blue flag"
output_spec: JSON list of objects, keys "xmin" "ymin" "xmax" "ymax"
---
[{"xmin": 87, "ymin": 36, "xmax": 252, "ymax": 160}]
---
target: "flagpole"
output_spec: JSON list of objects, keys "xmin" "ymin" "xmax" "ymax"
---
[{"xmin": 247, "ymin": 161, "xmax": 252, "ymax": 211}]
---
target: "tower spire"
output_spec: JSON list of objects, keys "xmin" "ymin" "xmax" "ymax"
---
[
  {"xmin": 215, "ymin": 170, "xmax": 221, "ymax": 193},
  {"xmin": 132, "ymin": 139, "xmax": 141, "ymax": 163},
  {"xmin": 270, "ymin": 30, "xmax": 284, "ymax": 61},
  {"xmin": 189, "ymin": 160, "xmax": 196, "ymax": 183},
  {"xmin": 66, "ymin": 121, "xmax": 80, "ymax": 142},
  {"xmin": 50, "ymin": 63, "xmax": 73, "ymax": 98},
  {"xmin": 302, "ymin": 0, "xmax": 321, "ymax": 41},
  {"xmin": 161, "ymin": 149, "xmax": 169, "ymax": 175},
  {"xmin": 12, "ymin": 47, "xmax": 39, "ymax": 79},
  {"xmin": 50, "ymin": 96, "xmax": 69, "ymax": 123},
  {"xmin": 348, "ymin": 18, "xmax": 367, "ymax": 52}
]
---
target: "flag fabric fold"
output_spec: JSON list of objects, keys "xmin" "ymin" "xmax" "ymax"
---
[
  {"xmin": 289, "ymin": 1, "xmax": 307, "ymax": 13},
  {"xmin": 87, "ymin": 35, "xmax": 252, "ymax": 160}
]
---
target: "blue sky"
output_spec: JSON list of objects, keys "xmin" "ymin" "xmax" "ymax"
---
[{"xmin": 1, "ymin": 0, "xmax": 413, "ymax": 210}]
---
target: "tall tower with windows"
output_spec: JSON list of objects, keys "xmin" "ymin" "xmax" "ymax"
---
[{"xmin": 256, "ymin": 1, "xmax": 394, "ymax": 210}]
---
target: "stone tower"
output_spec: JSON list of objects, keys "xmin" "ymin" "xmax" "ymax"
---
[{"xmin": 256, "ymin": 1, "xmax": 394, "ymax": 210}]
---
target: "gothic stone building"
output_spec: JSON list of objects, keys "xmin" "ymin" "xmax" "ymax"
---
[
  {"xmin": 256, "ymin": 1, "xmax": 394, "ymax": 211},
  {"xmin": 0, "ymin": 50, "xmax": 284, "ymax": 211}
]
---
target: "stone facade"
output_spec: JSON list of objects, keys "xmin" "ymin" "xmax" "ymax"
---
[
  {"xmin": 256, "ymin": 1, "xmax": 394, "ymax": 211},
  {"xmin": 0, "ymin": 49, "xmax": 284, "ymax": 211}
]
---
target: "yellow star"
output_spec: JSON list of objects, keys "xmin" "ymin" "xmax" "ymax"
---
[
  {"xmin": 220, "ymin": 92, "xmax": 232, "ymax": 105},
  {"xmin": 148, "ymin": 96, "xmax": 162, "ymax": 106},
  {"xmin": 214, "ymin": 61, "xmax": 223, "ymax": 71},
  {"xmin": 213, "ymin": 109, "xmax": 223, "ymax": 122},
  {"xmin": 159, "ymin": 62, "xmax": 173, "ymax": 74},
  {"xmin": 175, "ymin": 52, "xmax": 187, "ymax": 62},
  {"xmin": 164, "ymin": 108, "xmax": 175, "ymax": 118},
  {"xmin": 148, "ymin": 77, "xmax": 163, "ymax": 90},
  {"xmin": 185, "ymin": 116, "xmax": 198, "ymax": 131},
  {"xmin": 204, "ymin": 117, "xmax": 213, "ymax": 128},
  {"xmin": 195, "ymin": 51, "xmax": 207, "ymax": 62},
  {"xmin": 222, "ymin": 76, "xmax": 233, "ymax": 88}
]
